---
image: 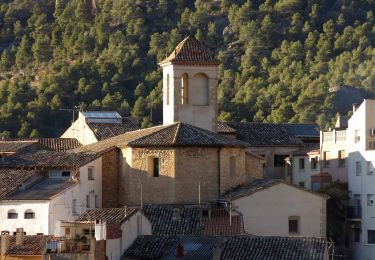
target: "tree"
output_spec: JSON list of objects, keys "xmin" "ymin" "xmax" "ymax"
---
[{"xmin": 15, "ymin": 35, "xmax": 31, "ymax": 68}]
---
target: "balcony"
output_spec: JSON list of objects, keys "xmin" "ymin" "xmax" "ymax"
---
[
  {"xmin": 347, "ymin": 206, "xmax": 362, "ymax": 220},
  {"xmin": 46, "ymin": 238, "xmax": 91, "ymax": 254}
]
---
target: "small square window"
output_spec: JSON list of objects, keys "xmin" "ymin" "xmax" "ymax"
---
[
  {"xmin": 7, "ymin": 212, "xmax": 18, "ymax": 219},
  {"xmin": 288, "ymin": 217, "xmax": 299, "ymax": 234},
  {"xmin": 274, "ymin": 155, "xmax": 287, "ymax": 167},
  {"xmin": 62, "ymin": 171, "xmax": 70, "ymax": 177},
  {"xmin": 24, "ymin": 212, "xmax": 35, "ymax": 219},
  {"xmin": 65, "ymin": 227, "xmax": 71, "ymax": 236},
  {"xmin": 367, "ymin": 194, "xmax": 374, "ymax": 206},
  {"xmin": 299, "ymin": 158, "xmax": 305, "ymax": 170}
]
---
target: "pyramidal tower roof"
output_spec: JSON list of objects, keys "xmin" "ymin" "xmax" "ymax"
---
[{"xmin": 159, "ymin": 36, "xmax": 219, "ymax": 66}]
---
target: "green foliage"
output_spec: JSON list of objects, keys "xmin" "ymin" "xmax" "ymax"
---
[{"xmin": 0, "ymin": 0, "xmax": 374, "ymax": 137}]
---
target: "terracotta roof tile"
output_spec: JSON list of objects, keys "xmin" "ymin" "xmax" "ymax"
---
[
  {"xmin": 76, "ymin": 208, "xmax": 138, "ymax": 223},
  {"xmin": 0, "ymin": 235, "xmax": 52, "ymax": 256},
  {"xmin": 159, "ymin": 36, "xmax": 219, "ymax": 66},
  {"xmin": 3, "ymin": 138, "xmax": 82, "ymax": 151},
  {"xmin": 220, "ymin": 236, "xmax": 328, "ymax": 260},
  {"xmin": 0, "ymin": 169, "xmax": 42, "ymax": 200},
  {"xmin": 87, "ymin": 117, "xmax": 140, "ymax": 141},
  {"xmin": 0, "ymin": 141, "xmax": 46, "ymax": 154}
]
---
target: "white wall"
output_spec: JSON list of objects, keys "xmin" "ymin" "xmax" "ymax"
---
[
  {"xmin": 161, "ymin": 64, "xmax": 218, "ymax": 132},
  {"xmin": 0, "ymin": 201, "xmax": 50, "ymax": 235},
  {"xmin": 292, "ymin": 154, "xmax": 320, "ymax": 189},
  {"xmin": 61, "ymin": 112, "xmax": 98, "ymax": 145},
  {"xmin": 347, "ymin": 99, "xmax": 375, "ymax": 260},
  {"xmin": 233, "ymin": 183, "xmax": 326, "ymax": 237}
]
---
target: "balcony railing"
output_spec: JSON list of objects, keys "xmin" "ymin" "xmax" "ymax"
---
[
  {"xmin": 46, "ymin": 239, "xmax": 91, "ymax": 254},
  {"xmin": 347, "ymin": 206, "xmax": 362, "ymax": 219},
  {"xmin": 322, "ymin": 130, "xmax": 347, "ymax": 143}
]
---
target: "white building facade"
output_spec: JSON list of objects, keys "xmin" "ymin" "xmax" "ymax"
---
[
  {"xmin": 0, "ymin": 157, "xmax": 103, "ymax": 236},
  {"xmin": 347, "ymin": 99, "xmax": 375, "ymax": 260}
]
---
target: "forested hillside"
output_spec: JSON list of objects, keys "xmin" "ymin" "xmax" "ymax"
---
[{"xmin": 0, "ymin": 0, "xmax": 374, "ymax": 137}]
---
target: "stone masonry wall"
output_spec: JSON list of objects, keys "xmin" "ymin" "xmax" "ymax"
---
[
  {"xmin": 102, "ymin": 149, "xmax": 120, "ymax": 207},
  {"xmin": 220, "ymin": 147, "xmax": 247, "ymax": 194},
  {"xmin": 245, "ymin": 153, "xmax": 264, "ymax": 180}
]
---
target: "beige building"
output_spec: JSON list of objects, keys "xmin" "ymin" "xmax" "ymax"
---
[{"xmin": 224, "ymin": 179, "xmax": 328, "ymax": 238}]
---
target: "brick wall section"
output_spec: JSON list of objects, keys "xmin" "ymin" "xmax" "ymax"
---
[
  {"xmin": 102, "ymin": 149, "xmax": 120, "ymax": 207},
  {"xmin": 94, "ymin": 240, "xmax": 106, "ymax": 260},
  {"xmin": 106, "ymin": 222, "xmax": 122, "ymax": 239}
]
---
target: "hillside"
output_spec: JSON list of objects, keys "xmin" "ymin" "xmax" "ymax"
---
[{"xmin": 0, "ymin": 0, "xmax": 374, "ymax": 137}]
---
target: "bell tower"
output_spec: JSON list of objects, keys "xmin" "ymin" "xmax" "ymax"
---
[{"xmin": 159, "ymin": 36, "xmax": 219, "ymax": 132}]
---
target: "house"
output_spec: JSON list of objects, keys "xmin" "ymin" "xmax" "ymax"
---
[
  {"xmin": 46, "ymin": 207, "xmax": 151, "ymax": 260},
  {"xmin": 0, "ymin": 148, "xmax": 119, "ymax": 235},
  {"xmin": 223, "ymin": 179, "xmax": 328, "ymax": 238},
  {"xmin": 123, "ymin": 235, "xmax": 329, "ymax": 260},
  {"xmin": 346, "ymin": 99, "xmax": 375, "ymax": 260},
  {"xmin": 61, "ymin": 111, "xmax": 139, "ymax": 145},
  {"xmin": 0, "ymin": 229, "xmax": 51, "ymax": 260},
  {"xmin": 291, "ymin": 143, "xmax": 321, "ymax": 189},
  {"xmin": 218, "ymin": 122, "xmax": 320, "ymax": 180}
]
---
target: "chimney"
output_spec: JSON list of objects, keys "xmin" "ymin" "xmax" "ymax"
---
[
  {"xmin": 353, "ymin": 103, "xmax": 359, "ymax": 113},
  {"xmin": 176, "ymin": 243, "xmax": 185, "ymax": 258},
  {"xmin": 0, "ymin": 232, "xmax": 10, "ymax": 256},
  {"xmin": 16, "ymin": 228, "xmax": 24, "ymax": 245}
]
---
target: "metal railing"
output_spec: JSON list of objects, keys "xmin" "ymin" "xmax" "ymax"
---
[{"xmin": 46, "ymin": 239, "xmax": 91, "ymax": 254}]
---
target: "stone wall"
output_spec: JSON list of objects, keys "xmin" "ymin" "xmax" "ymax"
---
[
  {"xmin": 102, "ymin": 149, "xmax": 120, "ymax": 207},
  {"xmin": 119, "ymin": 146, "xmax": 249, "ymax": 205},
  {"xmin": 245, "ymin": 153, "xmax": 264, "ymax": 180}
]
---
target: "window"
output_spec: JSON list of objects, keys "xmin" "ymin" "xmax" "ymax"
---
[
  {"xmin": 299, "ymin": 158, "xmax": 305, "ymax": 170},
  {"xmin": 368, "ymin": 161, "xmax": 374, "ymax": 175},
  {"xmin": 369, "ymin": 140, "xmax": 375, "ymax": 150},
  {"xmin": 354, "ymin": 130, "xmax": 360, "ymax": 143},
  {"xmin": 229, "ymin": 156, "xmax": 236, "ymax": 177},
  {"xmin": 149, "ymin": 157, "xmax": 160, "ymax": 177},
  {"xmin": 368, "ymin": 230, "xmax": 375, "ymax": 244},
  {"xmin": 24, "ymin": 210, "xmax": 35, "ymax": 219},
  {"xmin": 86, "ymin": 195, "xmax": 90, "ymax": 208},
  {"xmin": 181, "ymin": 73, "xmax": 189, "ymax": 105},
  {"xmin": 338, "ymin": 150, "xmax": 345, "ymax": 167},
  {"xmin": 166, "ymin": 74, "xmax": 170, "ymax": 105},
  {"xmin": 62, "ymin": 171, "xmax": 70, "ymax": 177},
  {"xmin": 356, "ymin": 161, "xmax": 362, "ymax": 176},
  {"xmin": 7, "ymin": 210, "xmax": 18, "ymax": 219},
  {"xmin": 72, "ymin": 199, "xmax": 77, "ymax": 215},
  {"xmin": 288, "ymin": 216, "xmax": 299, "ymax": 234},
  {"xmin": 95, "ymin": 195, "xmax": 99, "ymax": 208},
  {"xmin": 274, "ymin": 155, "xmax": 287, "ymax": 167},
  {"xmin": 65, "ymin": 227, "xmax": 71, "ymax": 236},
  {"xmin": 88, "ymin": 167, "xmax": 94, "ymax": 180},
  {"xmin": 323, "ymin": 151, "xmax": 330, "ymax": 167},
  {"xmin": 354, "ymin": 228, "xmax": 361, "ymax": 242},
  {"xmin": 311, "ymin": 157, "xmax": 318, "ymax": 170},
  {"xmin": 299, "ymin": 182, "xmax": 305, "ymax": 188},
  {"xmin": 367, "ymin": 194, "xmax": 374, "ymax": 206}
]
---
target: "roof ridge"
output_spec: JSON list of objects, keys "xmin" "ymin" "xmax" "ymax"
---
[{"xmin": 172, "ymin": 122, "xmax": 182, "ymax": 144}]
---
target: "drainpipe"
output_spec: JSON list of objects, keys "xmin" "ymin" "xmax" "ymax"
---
[{"xmin": 218, "ymin": 147, "xmax": 222, "ymax": 197}]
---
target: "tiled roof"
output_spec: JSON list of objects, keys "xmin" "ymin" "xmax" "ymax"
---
[
  {"xmin": 220, "ymin": 236, "xmax": 328, "ymax": 260},
  {"xmin": 0, "ymin": 235, "xmax": 52, "ymax": 256},
  {"xmin": 123, "ymin": 235, "xmax": 222, "ymax": 260},
  {"xmin": 159, "ymin": 36, "xmax": 219, "ymax": 66},
  {"xmin": 5, "ymin": 178, "xmax": 77, "ymax": 200},
  {"xmin": 0, "ymin": 169, "xmax": 42, "ymax": 200},
  {"xmin": 75, "ymin": 122, "xmax": 248, "ymax": 153},
  {"xmin": 88, "ymin": 117, "xmax": 139, "ymax": 141},
  {"xmin": 0, "ymin": 141, "xmax": 45, "ymax": 154},
  {"xmin": 221, "ymin": 122, "xmax": 302, "ymax": 147},
  {"xmin": 281, "ymin": 123, "xmax": 320, "ymax": 138},
  {"xmin": 0, "ymin": 150, "xmax": 103, "ymax": 168},
  {"xmin": 3, "ymin": 138, "xmax": 82, "ymax": 151},
  {"xmin": 217, "ymin": 122, "xmax": 236, "ymax": 134},
  {"xmin": 76, "ymin": 208, "xmax": 138, "ymax": 223},
  {"xmin": 223, "ymin": 179, "xmax": 329, "ymax": 200},
  {"xmin": 143, "ymin": 204, "xmax": 243, "ymax": 236}
]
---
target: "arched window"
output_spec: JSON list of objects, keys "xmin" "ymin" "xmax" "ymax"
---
[
  {"xmin": 24, "ymin": 209, "xmax": 35, "ymax": 219},
  {"xmin": 7, "ymin": 209, "xmax": 18, "ymax": 219},
  {"xmin": 166, "ymin": 74, "xmax": 170, "ymax": 105},
  {"xmin": 192, "ymin": 73, "xmax": 209, "ymax": 106},
  {"xmin": 181, "ymin": 73, "xmax": 189, "ymax": 105}
]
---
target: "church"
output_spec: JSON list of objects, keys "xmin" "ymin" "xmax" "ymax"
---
[{"xmin": 74, "ymin": 36, "xmax": 264, "ymax": 205}]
